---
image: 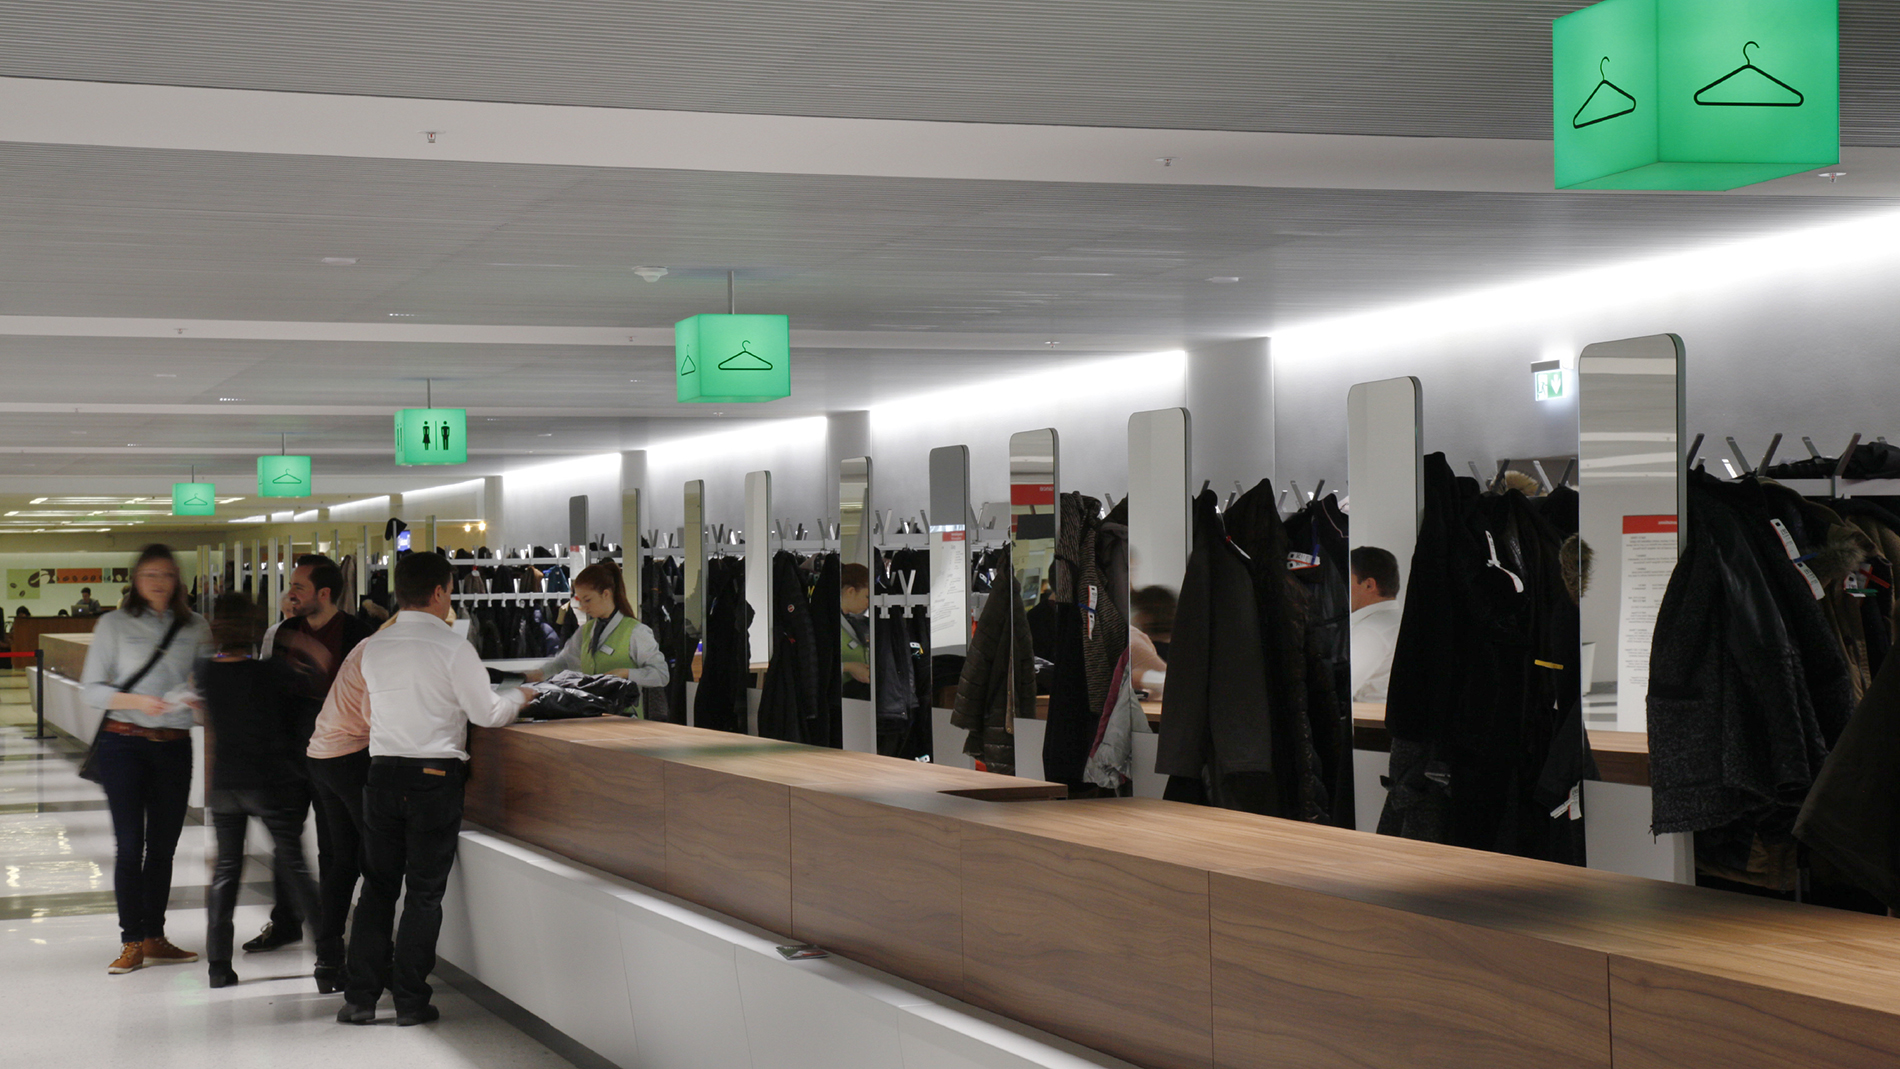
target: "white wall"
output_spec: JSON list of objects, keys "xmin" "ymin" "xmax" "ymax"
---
[
  {"xmin": 1272, "ymin": 205, "xmax": 1900, "ymax": 494},
  {"xmin": 500, "ymin": 453, "xmax": 625, "ymax": 551},
  {"xmin": 644, "ymin": 418, "xmax": 830, "ymax": 542}
]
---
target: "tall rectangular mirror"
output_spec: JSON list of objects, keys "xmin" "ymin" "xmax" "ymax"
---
[
  {"xmin": 1127, "ymin": 408, "xmax": 1190, "ymax": 704},
  {"xmin": 929, "ymin": 445, "xmax": 972, "ymax": 657},
  {"xmin": 622, "ymin": 487, "xmax": 642, "ymax": 619},
  {"xmin": 838, "ymin": 457, "xmax": 875, "ymax": 751},
  {"xmin": 744, "ymin": 470, "xmax": 772, "ymax": 669},
  {"xmin": 683, "ymin": 479, "xmax": 706, "ymax": 657},
  {"xmin": 1577, "ymin": 334, "xmax": 1686, "ymax": 733},
  {"xmin": 1346, "ymin": 377, "xmax": 1423, "ymax": 709},
  {"xmin": 1009, "ymin": 430, "xmax": 1059, "ymax": 720}
]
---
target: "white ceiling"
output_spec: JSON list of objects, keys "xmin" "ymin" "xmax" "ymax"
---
[{"xmin": 0, "ymin": 0, "xmax": 1896, "ymax": 523}]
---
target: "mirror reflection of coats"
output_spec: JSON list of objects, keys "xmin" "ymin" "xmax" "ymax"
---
[{"xmin": 757, "ymin": 551, "xmax": 842, "ymax": 746}]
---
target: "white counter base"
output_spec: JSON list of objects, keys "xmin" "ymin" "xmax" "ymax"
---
[{"xmin": 441, "ymin": 827, "xmax": 1137, "ymax": 1069}]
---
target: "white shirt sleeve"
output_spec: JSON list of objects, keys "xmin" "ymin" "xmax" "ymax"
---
[
  {"xmin": 537, "ymin": 623, "xmax": 584, "ymax": 678},
  {"xmin": 626, "ymin": 622, "xmax": 670, "ymax": 688},
  {"xmin": 451, "ymin": 635, "xmax": 527, "ymax": 728}
]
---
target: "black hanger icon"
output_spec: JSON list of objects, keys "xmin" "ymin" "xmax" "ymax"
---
[
  {"xmin": 1695, "ymin": 42, "xmax": 1803, "ymax": 107},
  {"xmin": 271, "ymin": 471, "xmax": 304, "ymax": 485},
  {"xmin": 717, "ymin": 340, "xmax": 773, "ymax": 371},
  {"xmin": 678, "ymin": 353, "xmax": 697, "ymax": 375},
  {"xmin": 183, "ymin": 492, "xmax": 210, "ymax": 506},
  {"xmin": 1573, "ymin": 57, "xmax": 1637, "ymax": 128}
]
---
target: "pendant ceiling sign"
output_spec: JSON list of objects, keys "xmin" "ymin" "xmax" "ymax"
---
[
  {"xmin": 1553, "ymin": 0, "xmax": 1838, "ymax": 191},
  {"xmin": 171, "ymin": 482, "xmax": 216, "ymax": 517},
  {"xmin": 675, "ymin": 313, "xmax": 791, "ymax": 402},
  {"xmin": 257, "ymin": 455, "xmax": 312, "ymax": 497},
  {"xmin": 394, "ymin": 408, "xmax": 468, "ymax": 465}
]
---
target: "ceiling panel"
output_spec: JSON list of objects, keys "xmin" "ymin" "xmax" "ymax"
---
[{"xmin": 0, "ymin": 2, "xmax": 1895, "ymax": 145}]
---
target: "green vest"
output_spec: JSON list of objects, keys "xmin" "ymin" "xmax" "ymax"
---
[{"xmin": 580, "ymin": 615, "xmax": 642, "ymax": 716}]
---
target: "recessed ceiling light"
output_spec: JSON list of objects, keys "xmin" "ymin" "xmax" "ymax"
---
[
  {"xmin": 125, "ymin": 443, "xmax": 137, "ymax": 447},
  {"xmin": 537, "ymin": 433, "xmax": 554, "ymax": 437},
  {"xmin": 1206, "ymin": 277, "xmax": 1242, "ymax": 283},
  {"xmin": 320, "ymin": 257, "xmax": 359, "ymax": 265},
  {"xmin": 218, "ymin": 397, "xmax": 245, "ymax": 402},
  {"xmin": 154, "ymin": 373, "xmax": 177, "ymax": 378},
  {"xmin": 387, "ymin": 312, "xmax": 416, "ymax": 317},
  {"xmin": 629, "ymin": 379, "xmax": 641, "ymax": 383}
]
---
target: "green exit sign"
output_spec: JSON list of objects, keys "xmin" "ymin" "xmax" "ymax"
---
[
  {"xmin": 171, "ymin": 482, "xmax": 216, "ymax": 517},
  {"xmin": 1554, "ymin": 0, "xmax": 1838, "ymax": 191},
  {"xmin": 1533, "ymin": 363, "xmax": 1569, "ymax": 402},
  {"xmin": 257, "ymin": 455, "xmax": 312, "ymax": 497},
  {"xmin": 394, "ymin": 408, "xmax": 468, "ymax": 466},
  {"xmin": 676, "ymin": 314, "xmax": 791, "ymax": 403}
]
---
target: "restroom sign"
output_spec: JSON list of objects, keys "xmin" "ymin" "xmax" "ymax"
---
[{"xmin": 394, "ymin": 408, "xmax": 468, "ymax": 466}]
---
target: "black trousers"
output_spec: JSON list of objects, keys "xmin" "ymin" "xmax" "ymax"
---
[
  {"xmin": 205, "ymin": 786, "xmax": 322, "ymax": 964},
  {"xmin": 345, "ymin": 760, "xmax": 465, "ymax": 1011},
  {"xmin": 307, "ymin": 750, "xmax": 370, "ymax": 965},
  {"xmin": 95, "ymin": 731, "xmax": 193, "ymax": 944},
  {"xmin": 264, "ymin": 782, "xmax": 314, "ymax": 936}
]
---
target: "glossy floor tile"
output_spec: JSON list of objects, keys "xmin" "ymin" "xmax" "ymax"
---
[{"xmin": 0, "ymin": 720, "xmax": 583, "ymax": 1068}]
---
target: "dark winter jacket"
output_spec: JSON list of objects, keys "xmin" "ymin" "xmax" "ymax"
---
[
  {"xmin": 1794, "ymin": 651, "xmax": 1900, "ymax": 910},
  {"xmin": 757, "ymin": 551, "xmax": 821, "ymax": 744},
  {"xmin": 693, "ymin": 556, "xmax": 753, "ymax": 734},
  {"xmin": 1156, "ymin": 488, "xmax": 1281, "ymax": 808},
  {"xmin": 953, "ymin": 575, "xmax": 1032, "ymax": 775},
  {"xmin": 1647, "ymin": 473, "xmax": 1853, "ymax": 836}
]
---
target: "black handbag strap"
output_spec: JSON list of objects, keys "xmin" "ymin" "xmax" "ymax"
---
[{"xmin": 117, "ymin": 615, "xmax": 190, "ymax": 694}]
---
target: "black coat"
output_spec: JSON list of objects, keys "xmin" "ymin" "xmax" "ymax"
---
[
  {"xmin": 1156, "ymin": 488, "xmax": 1281, "ymax": 807},
  {"xmin": 952, "ymin": 576, "xmax": 1032, "ymax": 776},
  {"xmin": 693, "ymin": 556, "xmax": 752, "ymax": 734},
  {"xmin": 1795, "ymin": 650, "xmax": 1900, "ymax": 910},
  {"xmin": 757, "ymin": 551, "xmax": 820, "ymax": 744}
]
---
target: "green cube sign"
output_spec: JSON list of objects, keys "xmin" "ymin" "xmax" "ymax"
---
[
  {"xmin": 1554, "ymin": 0, "xmax": 1838, "ymax": 191},
  {"xmin": 394, "ymin": 408, "xmax": 468, "ymax": 466},
  {"xmin": 675, "ymin": 314, "xmax": 791, "ymax": 403},
  {"xmin": 257, "ymin": 455, "xmax": 312, "ymax": 497},
  {"xmin": 172, "ymin": 482, "xmax": 216, "ymax": 517}
]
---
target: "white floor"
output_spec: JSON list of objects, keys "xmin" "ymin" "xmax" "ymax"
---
[{"xmin": 0, "ymin": 677, "xmax": 580, "ymax": 1069}]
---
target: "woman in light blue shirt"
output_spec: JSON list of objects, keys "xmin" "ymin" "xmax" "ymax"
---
[{"xmin": 79, "ymin": 545, "xmax": 213, "ymax": 975}]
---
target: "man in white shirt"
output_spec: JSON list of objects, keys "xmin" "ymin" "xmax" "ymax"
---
[
  {"xmin": 1349, "ymin": 546, "xmax": 1403, "ymax": 704},
  {"xmin": 339, "ymin": 552, "xmax": 534, "ymax": 1027}
]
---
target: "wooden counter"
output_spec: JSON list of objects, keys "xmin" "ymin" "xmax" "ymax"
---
[
  {"xmin": 8, "ymin": 617, "xmax": 100, "ymax": 673},
  {"xmin": 466, "ymin": 717, "xmax": 1900, "ymax": 1069},
  {"xmin": 1354, "ymin": 700, "xmax": 1652, "ymax": 787}
]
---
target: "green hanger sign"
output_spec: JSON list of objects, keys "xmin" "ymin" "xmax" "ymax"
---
[
  {"xmin": 256, "ymin": 455, "xmax": 312, "ymax": 497},
  {"xmin": 1553, "ymin": 0, "xmax": 1838, "ymax": 191},
  {"xmin": 171, "ymin": 482, "xmax": 217, "ymax": 517},
  {"xmin": 675, "ymin": 314, "xmax": 791, "ymax": 403}
]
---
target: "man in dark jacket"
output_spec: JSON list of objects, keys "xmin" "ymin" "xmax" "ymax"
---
[{"xmin": 243, "ymin": 555, "xmax": 372, "ymax": 960}]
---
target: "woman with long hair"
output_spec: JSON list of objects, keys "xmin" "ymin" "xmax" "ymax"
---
[
  {"xmin": 525, "ymin": 561, "xmax": 668, "ymax": 713},
  {"xmin": 79, "ymin": 544, "xmax": 213, "ymax": 975}
]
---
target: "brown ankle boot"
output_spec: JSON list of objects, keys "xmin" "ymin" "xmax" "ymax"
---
[
  {"xmin": 108, "ymin": 942, "xmax": 145, "ymax": 974},
  {"xmin": 141, "ymin": 936, "xmax": 199, "ymax": 965}
]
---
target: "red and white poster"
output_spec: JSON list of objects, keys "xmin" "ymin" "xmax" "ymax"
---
[{"xmin": 1618, "ymin": 515, "xmax": 1679, "ymax": 730}]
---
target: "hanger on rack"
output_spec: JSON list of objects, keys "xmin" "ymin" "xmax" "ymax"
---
[
  {"xmin": 1695, "ymin": 41, "xmax": 1804, "ymax": 108},
  {"xmin": 1573, "ymin": 56, "xmax": 1638, "ymax": 128}
]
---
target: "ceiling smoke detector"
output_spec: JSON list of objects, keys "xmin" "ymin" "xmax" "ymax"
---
[
  {"xmin": 633, "ymin": 266, "xmax": 669, "ymax": 282},
  {"xmin": 319, "ymin": 257, "xmax": 359, "ymax": 266}
]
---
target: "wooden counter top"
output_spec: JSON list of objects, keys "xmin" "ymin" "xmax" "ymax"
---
[
  {"xmin": 1354, "ymin": 700, "xmax": 1652, "ymax": 787},
  {"xmin": 466, "ymin": 716, "xmax": 1900, "ymax": 1069}
]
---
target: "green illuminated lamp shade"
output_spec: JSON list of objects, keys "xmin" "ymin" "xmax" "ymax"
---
[
  {"xmin": 1553, "ymin": 0, "xmax": 1838, "ymax": 191},
  {"xmin": 394, "ymin": 408, "xmax": 468, "ymax": 466},
  {"xmin": 257, "ymin": 454, "xmax": 312, "ymax": 497},
  {"xmin": 675, "ymin": 314, "xmax": 791, "ymax": 403},
  {"xmin": 172, "ymin": 482, "xmax": 216, "ymax": 517}
]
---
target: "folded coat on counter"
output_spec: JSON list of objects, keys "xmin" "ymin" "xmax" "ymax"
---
[{"xmin": 523, "ymin": 670, "xmax": 643, "ymax": 719}]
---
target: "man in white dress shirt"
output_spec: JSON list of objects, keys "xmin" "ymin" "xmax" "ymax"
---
[
  {"xmin": 339, "ymin": 552, "xmax": 533, "ymax": 1027},
  {"xmin": 1349, "ymin": 546, "xmax": 1403, "ymax": 703}
]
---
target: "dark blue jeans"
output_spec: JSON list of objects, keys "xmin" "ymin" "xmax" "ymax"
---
[
  {"xmin": 94, "ymin": 731, "xmax": 193, "ymax": 944},
  {"xmin": 206, "ymin": 786, "xmax": 322, "ymax": 964},
  {"xmin": 345, "ymin": 760, "xmax": 465, "ymax": 1012}
]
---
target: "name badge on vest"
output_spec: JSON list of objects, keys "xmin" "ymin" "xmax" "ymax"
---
[{"xmin": 598, "ymin": 646, "xmax": 614, "ymax": 656}]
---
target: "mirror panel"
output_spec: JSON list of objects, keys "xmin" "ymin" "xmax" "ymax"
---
[
  {"xmin": 622, "ymin": 487, "xmax": 642, "ymax": 621},
  {"xmin": 1127, "ymin": 409, "xmax": 1190, "ymax": 707},
  {"xmin": 838, "ymin": 457, "xmax": 875, "ymax": 752},
  {"xmin": 1346, "ymin": 378, "xmax": 1422, "ymax": 707},
  {"xmin": 929, "ymin": 445, "xmax": 972, "ymax": 656},
  {"xmin": 744, "ymin": 470, "xmax": 772, "ymax": 668},
  {"xmin": 1009, "ymin": 430, "xmax": 1059, "ymax": 715},
  {"xmin": 684, "ymin": 479, "xmax": 706, "ymax": 652},
  {"xmin": 1577, "ymin": 334, "xmax": 1686, "ymax": 732}
]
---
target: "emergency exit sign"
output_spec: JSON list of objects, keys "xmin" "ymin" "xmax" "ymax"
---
[{"xmin": 1533, "ymin": 361, "xmax": 1569, "ymax": 402}]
